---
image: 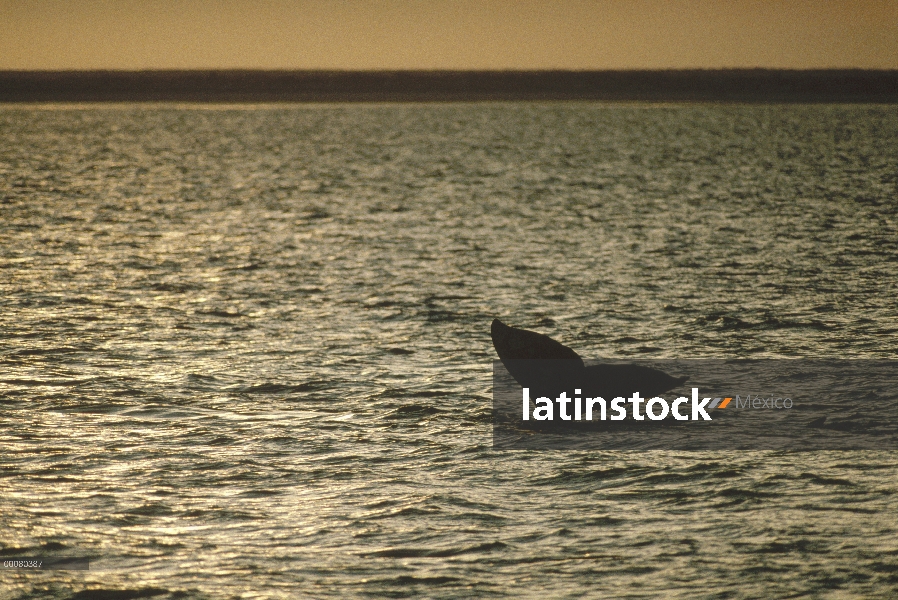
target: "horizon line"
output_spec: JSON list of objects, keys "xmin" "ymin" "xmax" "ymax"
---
[
  {"xmin": 4, "ymin": 67, "xmax": 898, "ymax": 74},
  {"xmin": 4, "ymin": 70, "xmax": 896, "ymax": 103}
]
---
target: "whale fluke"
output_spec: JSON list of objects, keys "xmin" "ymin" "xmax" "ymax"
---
[
  {"xmin": 491, "ymin": 318, "xmax": 582, "ymax": 364},
  {"xmin": 490, "ymin": 318, "xmax": 687, "ymax": 400}
]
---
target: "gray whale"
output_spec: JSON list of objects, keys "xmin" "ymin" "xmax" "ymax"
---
[{"xmin": 491, "ymin": 318, "xmax": 687, "ymax": 400}]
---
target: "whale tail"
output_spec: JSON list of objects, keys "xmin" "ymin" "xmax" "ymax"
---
[
  {"xmin": 491, "ymin": 318, "xmax": 585, "ymax": 395},
  {"xmin": 490, "ymin": 318, "xmax": 583, "ymax": 364},
  {"xmin": 490, "ymin": 318, "xmax": 688, "ymax": 399}
]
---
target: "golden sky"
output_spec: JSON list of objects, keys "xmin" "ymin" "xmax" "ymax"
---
[{"xmin": 2, "ymin": 0, "xmax": 896, "ymax": 70}]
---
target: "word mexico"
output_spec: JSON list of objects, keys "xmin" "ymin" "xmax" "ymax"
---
[{"xmin": 521, "ymin": 388, "xmax": 735, "ymax": 421}]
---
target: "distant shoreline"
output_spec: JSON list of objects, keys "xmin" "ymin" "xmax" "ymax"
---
[{"xmin": 1, "ymin": 70, "xmax": 897, "ymax": 103}]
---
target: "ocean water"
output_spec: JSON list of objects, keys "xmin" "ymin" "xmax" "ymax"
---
[{"xmin": 1, "ymin": 103, "xmax": 897, "ymax": 598}]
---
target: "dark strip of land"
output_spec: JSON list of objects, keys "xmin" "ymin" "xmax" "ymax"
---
[{"xmin": 1, "ymin": 70, "xmax": 896, "ymax": 103}]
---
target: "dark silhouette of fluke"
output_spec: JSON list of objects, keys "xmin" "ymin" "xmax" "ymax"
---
[{"xmin": 491, "ymin": 318, "xmax": 687, "ymax": 399}]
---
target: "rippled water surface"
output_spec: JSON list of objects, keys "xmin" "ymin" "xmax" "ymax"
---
[{"xmin": 2, "ymin": 103, "xmax": 898, "ymax": 598}]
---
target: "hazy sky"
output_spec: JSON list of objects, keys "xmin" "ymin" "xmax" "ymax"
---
[{"xmin": 2, "ymin": 0, "xmax": 897, "ymax": 70}]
